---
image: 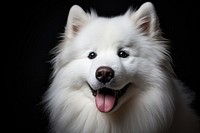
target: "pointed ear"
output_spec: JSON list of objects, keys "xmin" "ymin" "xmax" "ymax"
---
[
  {"xmin": 65, "ymin": 5, "xmax": 90, "ymax": 39},
  {"xmin": 132, "ymin": 2, "xmax": 160, "ymax": 38}
]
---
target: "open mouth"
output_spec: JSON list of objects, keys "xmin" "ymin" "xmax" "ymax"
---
[{"xmin": 88, "ymin": 83, "xmax": 131, "ymax": 113}]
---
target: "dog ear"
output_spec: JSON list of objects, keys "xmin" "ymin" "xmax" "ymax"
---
[
  {"xmin": 65, "ymin": 5, "xmax": 90, "ymax": 39},
  {"xmin": 132, "ymin": 2, "xmax": 160, "ymax": 38}
]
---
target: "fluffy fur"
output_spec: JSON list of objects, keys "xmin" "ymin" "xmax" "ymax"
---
[{"xmin": 44, "ymin": 2, "xmax": 200, "ymax": 133}]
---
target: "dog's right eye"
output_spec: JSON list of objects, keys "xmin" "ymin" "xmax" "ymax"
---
[
  {"xmin": 88, "ymin": 52, "xmax": 97, "ymax": 59},
  {"xmin": 118, "ymin": 50, "xmax": 129, "ymax": 58}
]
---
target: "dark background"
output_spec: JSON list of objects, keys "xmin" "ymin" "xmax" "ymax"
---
[{"xmin": 7, "ymin": 0, "xmax": 199, "ymax": 133}]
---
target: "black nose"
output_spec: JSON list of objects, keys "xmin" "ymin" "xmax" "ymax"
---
[{"xmin": 96, "ymin": 66, "xmax": 114, "ymax": 83}]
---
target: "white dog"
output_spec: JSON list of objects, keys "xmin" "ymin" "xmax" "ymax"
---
[{"xmin": 44, "ymin": 2, "xmax": 200, "ymax": 133}]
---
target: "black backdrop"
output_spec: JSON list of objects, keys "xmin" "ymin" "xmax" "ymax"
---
[{"xmin": 8, "ymin": 0, "xmax": 199, "ymax": 133}]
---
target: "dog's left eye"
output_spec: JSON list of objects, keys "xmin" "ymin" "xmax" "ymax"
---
[
  {"xmin": 88, "ymin": 52, "xmax": 97, "ymax": 59},
  {"xmin": 118, "ymin": 50, "xmax": 129, "ymax": 58}
]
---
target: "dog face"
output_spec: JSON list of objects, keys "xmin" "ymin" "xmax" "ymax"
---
[
  {"xmin": 53, "ymin": 2, "xmax": 169, "ymax": 113},
  {"xmin": 84, "ymin": 19, "xmax": 139, "ymax": 112}
]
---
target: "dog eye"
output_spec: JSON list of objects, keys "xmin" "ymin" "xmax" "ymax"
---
[
  {"xmin": 88, "ymin": 52, "xmax": 97, "ymax": 59},
  {"xmin": 118, "ymin": 50, "xmax": 129, "ymax": 58}
]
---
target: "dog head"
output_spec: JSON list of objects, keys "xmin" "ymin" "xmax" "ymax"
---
[{"xmin": 52, "ymin": 2, "xmax": 171, "ymax": 113}]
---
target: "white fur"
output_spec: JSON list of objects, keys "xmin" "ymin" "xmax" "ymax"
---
[{"xmin": 44, "ymin": 2, "xmax": 200, "ymax": 133}]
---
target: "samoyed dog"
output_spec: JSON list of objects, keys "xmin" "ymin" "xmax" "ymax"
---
[{"xmin": 44, "ymin": 2, "xmax": 199, "ymax": 133}]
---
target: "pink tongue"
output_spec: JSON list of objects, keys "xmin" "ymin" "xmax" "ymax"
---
[{"xmin": 95, "ymin": 93, "xmax": 116, "ymax": 112}]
